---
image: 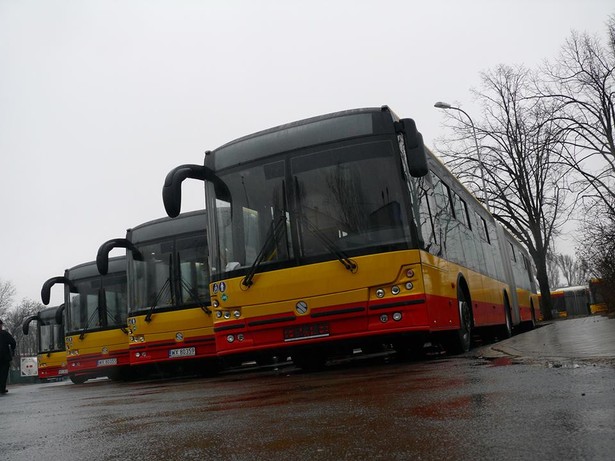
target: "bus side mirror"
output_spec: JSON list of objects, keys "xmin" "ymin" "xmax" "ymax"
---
[
  {"xmin": 22, "ymin": 315, "xmax": 37, "ymax": 335},
  {"xmin": 163, "ymin": 163, "xmax": 231, "ymax": 218},
  {"xmin": 400, "ymin": 118, "xmax": 428, "ymax": 177},
  {"xmin": 97, "ymin": 238, "xmax": 143, "ymax": 275},
  {"xmin": 41, "ymin": 276, "xmax": 76, "ymax": 305}
]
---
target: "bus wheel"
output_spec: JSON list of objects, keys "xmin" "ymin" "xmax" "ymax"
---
[
  {"xmin": 69, "ymin": 374, "xmax": 87, "ymax": 385},
  {"xmin": 498, "ymin": 299, "xmax": 513, "ymax": 340},
  {"xmin": 442, "ymin": 289, "xmax": 472, "ymax": 355}
]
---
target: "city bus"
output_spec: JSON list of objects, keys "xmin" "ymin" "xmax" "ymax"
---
[
  {"xmin": 549, "ymin": 286, "xmax": 590, "ymax": 318},
  {"xmin": 96, "ymin": 211, "xmax": 218, "ymax": 376},
  {"xmin": 41, "ymin": 257, "xmax": 129, "ymax": 384},
  {"xmin": 589, "ymin": 278, "xmax": 608, "ymax": 314},
  {"xmin": 162, "ymin": 106, "xmax": 537, "ymax": 368},
  {"xmin": 22, "ymin": 305, "xmax": 67, "ymax": 380}
]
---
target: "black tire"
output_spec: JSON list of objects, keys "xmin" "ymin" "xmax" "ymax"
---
[
  {"xmin": 442, "ymin": 287, "xmax": 472, "ymax": 355},
  {"xmin": 498, "ymin": 298, "xmax": 513, "ymax": 339},
  {"xmin": 69, "ymin": 374, "xmax": 87, "ymax": 385}
]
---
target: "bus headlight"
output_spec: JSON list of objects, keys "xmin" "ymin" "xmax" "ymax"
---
[
  {"xmin": 393, "ymin": 312, "xmax": 402, "ymax": 321},
  {"xmin": 391, "ymin": 285, "xmax": 400, "ymax": 295},
  {"xmin": 376, "ymin": 289, "xmax": 385, "ymax": 298},
  {"xmin": 224, "ymin": 311, "xmax": 231, "ymax": 319},
  {"xmin": 233, "ymin": 310, "xmax": 241, "ymax": 319},
  {"xmin": 216, "ymin": 311, "xmax": 222, "ymax": 318},
  {"xmin": 227, "ymin": 335, "xmax": 235, "ymax": 343},
  {"xmin": 405, "ymin": 282, "xmax": 414, "ymax": 290}
]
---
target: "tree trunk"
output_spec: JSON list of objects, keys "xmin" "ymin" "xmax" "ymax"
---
[{"xmin": 535, "ymin": 257, "xmax": 553, "ymax": 321}]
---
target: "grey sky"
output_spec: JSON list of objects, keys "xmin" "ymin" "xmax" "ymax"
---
[{"xmin": 1, "ymin": 0, "xmax": 612, "ymax": 305}]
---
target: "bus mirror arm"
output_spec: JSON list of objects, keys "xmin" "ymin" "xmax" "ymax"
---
[
  {"xmin": 163, "ymin": 164, "xmax": 232, "ymax": 218},
  {"xmin": 55, "ymin": 304, "xmax": 65, "ymax": 325},
  {"xmin": 22, "ymin": 315, "xmax": 37, "ymax": 335},
  {"xmin": 97, "ymin": 238, "xmax": 143, "ymax": 275},
  {"xmin": 398, "ymin": 118, "xmax": 428, "ymax": 178},
  {"xmin": 41, "ymin": 276, "xmax": 75, "ymax": 305}
]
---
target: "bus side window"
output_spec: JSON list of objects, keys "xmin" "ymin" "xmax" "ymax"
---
[{"xmin": 509, "ymin": 241, "xmax": 516, "ymax": 262}]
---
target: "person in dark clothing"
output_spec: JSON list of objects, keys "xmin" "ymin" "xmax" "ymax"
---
[{"xmin": 0, "ymin": 318, "xmax": 16, "ymax": 394}]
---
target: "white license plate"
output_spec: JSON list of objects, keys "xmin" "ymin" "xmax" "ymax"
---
[
  {"xmin": 58, "ymin": 369, "xmax": 68, "ymax": 375},
  {"xmin": 97, "ymin": 358, "xmax": 118, "ymax": 367},
  {"xmin": 169, "ymin": 347, "xmax": 196, "ymax": 358}
]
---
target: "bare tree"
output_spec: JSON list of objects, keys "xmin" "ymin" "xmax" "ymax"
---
[
  {"xmin": 439, "ymin": 65, "xmax": 573, "ymax": 320},
  {"xmin": 0, "ymin": 279, "xmax": 16, "ymax": 318},
  {"xmin": 543, "ymin": 17, "xmax": 615, "ymax": 216},
  {"xmin": 554, "ymin": 253, "xmax": 589, "ymax": 286},
  {"xmin": 540, "ymin": 17, "xmax": 615, "ymax": 309},
  {"xmin": 3, "ymin": 298, "xmax": 42, "ymax": 363},
  {"xmin": 546, "ymin": 250, "xmax": 561, "ymax": 289}
]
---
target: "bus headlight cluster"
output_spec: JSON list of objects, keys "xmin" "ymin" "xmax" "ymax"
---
[
  {"xmin": 68, "ymin": 350, "xmax": 79, "ymax": 356},
  {"xmin": 212, "ymin": 299, "xmax": 220, "ymax": 308},
  {"xmin": 226, "ymin": 334, "xmax": 245, "ymax": 343},
  {"xmin": 130, "ymin": 335, "xmax": 145, "ymax": 343},
  {"xmin": 135, "ymin": 352, "xmax": 147, "ymax": 358},
  {"xmin": 216, "ymin": 310, "xmax": 241, "ymax": 319}
]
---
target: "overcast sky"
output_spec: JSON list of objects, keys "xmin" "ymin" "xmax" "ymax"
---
[{"xmin": 1, "ymin": 0, "xmax": 612, "ymax": 305}]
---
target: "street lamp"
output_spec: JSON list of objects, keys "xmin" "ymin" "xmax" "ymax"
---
[{"xmin": 434, "ymin": 101, "xmax": 489, "ymax": 211}]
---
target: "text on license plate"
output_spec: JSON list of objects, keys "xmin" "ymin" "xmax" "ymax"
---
[
  {"xmin": 284, "ymin": 322, "xmax": 330, "ymax": 342},
  {"xmin": 169, "ymin": 347, "xmax": 196, "ymax": 358},
  {"xmin": 97, "ymin": 358, "xmax": 117, "ymax": 367}
]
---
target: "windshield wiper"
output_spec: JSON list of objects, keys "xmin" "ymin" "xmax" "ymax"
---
[
  {"xmin": 145, "ymin": 254, "xmax": 175, "ymax": 323},
  {"xmin": 79, "ymin": 304, "xmax": 102, "ymax": 340},
  {"xmin": 299, "ymin": 215, "xmax": 358, "ymax": 273},
  {"xmin": 179, "ymin": 276, "xmax": 211, "ymax": 314},
  {"xmin": 242, "ymin": 215, "xmax": 287, "ymax": 288}
]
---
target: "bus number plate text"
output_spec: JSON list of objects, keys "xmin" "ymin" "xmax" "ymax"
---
[
  {"xmin": 284, "ymin": 322, "xmax": 330, "ymax": 342},
  {"xmin": 97, "ymin": 358, "xmax": 117, "ymax": 367},
  {"xmin": 169, "ymin": 347, "xmax": 196, "ymax": 358}
]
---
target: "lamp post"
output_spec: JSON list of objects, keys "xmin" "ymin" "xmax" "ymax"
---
[{"xmin": 434, "ymin": 101, "xmax": 489, "ymax": 211}]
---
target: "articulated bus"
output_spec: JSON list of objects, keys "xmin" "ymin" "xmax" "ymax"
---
[
  {"xmin": 589, "ymin": 278, "xmax": 608, "ymax": 315},
  {"xmin": 549, "ymin": 286, "xmax": 590, "ymax": 318},
  {"xmin": 96, "ymin": 211, "xmax": 218, "ymax": 376},
  {"xmin": 41, "ymin": 257, "xmax": 129, "ymax": 384},
  {"xmin": 162, "ymin": 106, "xmax": 537, "ymax": 368},
  {"xmin": 22, "ymin": 305, "xmax": 67, "ymax": 380}
]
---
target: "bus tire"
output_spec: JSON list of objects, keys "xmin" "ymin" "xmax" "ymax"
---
[
  {"xmin": 442, "ymin": 287, "xmax": 472, "ymax": 355},
  {"xmin": 498, "ymin": 296, "xmax": 513, "ymax": 339},
  {"xmin": 69, "ymin": 374, "xmax": 87, "ymax": 385}
]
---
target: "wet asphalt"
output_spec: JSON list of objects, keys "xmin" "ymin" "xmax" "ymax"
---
[{"xmin": 1, "ymin": 316, "xmax": 614, "ymax": 461}]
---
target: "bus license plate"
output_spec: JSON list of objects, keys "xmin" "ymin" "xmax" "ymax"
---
[
  {"xmin": 169, "ymin": 347, "xmax": 196, "ymax": 358},
  {"xmin": 97, "ymin": 358, "xmax": 117, "ymax": 367},
  {"xmin": 284, "ymin": 322, "xmax": 330, "ymax": 342}
]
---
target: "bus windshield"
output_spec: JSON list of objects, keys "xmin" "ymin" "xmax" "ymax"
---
[
  {"xmin": 39, "ymin": 324, "xmax": 64, "ymax": 353},
  {"xmin": 67, "ymin": 272, "xmax": 127, "ymax": 332},
  {"xmin": 130, "ymin": 234, "xmax": 209, "ymax": 314},
  {"xmin": 211, "ymin": 138, "xmax": 419, "ymax": 277}
]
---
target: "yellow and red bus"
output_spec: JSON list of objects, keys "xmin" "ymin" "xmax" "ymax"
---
[
  {"xmin": 548, "ymin": 286, "xmax": 590, "ymax": 318},
  {"xmin": 96, "ymin": 211, "xmax": 217, "ymax": 376},
  {"xmin": 22, "ymin": 305, "xmax": 67, "ymax": 380},
  {"xmin": 162, "ymin": 106, "xmax": 537, "ymax": 368},
  {"xmin": 41, "ymin": 258, "xmax": 129, "ymax": 384},
  {"xmin": 589, "ymin": 278, "xmax": 608, "ymax": 314}
]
